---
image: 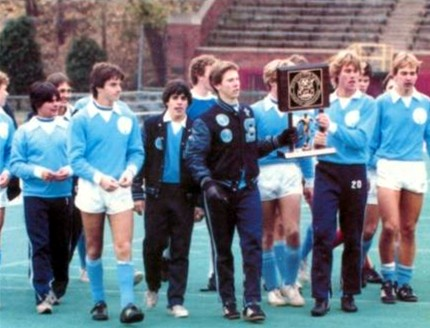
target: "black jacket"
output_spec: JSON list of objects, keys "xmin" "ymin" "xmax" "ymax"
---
[{"xmin": 132, "ymin": 113, "xmax": 199, "ymax": 200}]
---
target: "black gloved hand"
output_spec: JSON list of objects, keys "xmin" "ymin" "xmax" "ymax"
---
[
  {"xmin": 276, "ymin": 127, "xmax": 298, "ymax": 146},
  {"xmin": 201, "ymin": 178, "xmax": 228, "ymax": 204}
]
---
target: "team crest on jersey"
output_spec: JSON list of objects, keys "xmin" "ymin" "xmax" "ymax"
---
[
  {"xmin": 412, "ymin": 107, "xmax": 427, "ymax": 125},
  {"xmin": 155, "ymin": 137, "xmax": 163, "ymax": 150},
  {"xmin": 244, "ymin": 108, "xmax": 251, "ymax": 117},
  {"xmin": 117, "ymin": 117, "xmax": 133, "ymax": 135},
  {"xmin": 0, "ymin": 122, "xmax": 9, "ymax": 139},
  {"xmin": 216, "ymin": 114, "xmax": 229, "ymax": 127},
  {"xmin": 344, "ymin": 110, "xmax": 360, "ymax": 127},
  {"xmin": 220, "ymin": 128, "xmax": 233, "ymax": 143}
]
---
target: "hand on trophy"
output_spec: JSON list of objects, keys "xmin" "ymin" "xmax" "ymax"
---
[
  {"xmin": 316, "ymin": 112, "xmax": 330, "ymax": 131},
  {"xmin": 313, "ymin": 131, "xmax": 327, "ymax": 148},
  {"xmin": 201, "ymin": 178, "xmax": 228, "ymax": 204},
  {"xmin": 276, "ymin": 126, "xmax": 298, "ymax": 146}
]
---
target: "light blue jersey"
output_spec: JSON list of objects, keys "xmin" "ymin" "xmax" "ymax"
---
[
  {"xmin": 186, "ymin": 92, "xmax": 217, "ymax": 121},
  {"xmin": 0, "ymin": 108, "xmax": 15, "ymax": 175},
  {"xmin": 252, "ymin": 96, "xmax": 314, "ymax": 181},
  {"xmin": 318, "ymin": 90, "xmax": 377, "ymax": 165},
  {"xmin": 68, "ymin": 99, "xmax": 144, "ymax": 183},
  {"xmin": 370, "ymin": 89, "xmax": 430, "ymax": 164},
  {"xmin": 10, "ymin": 117, "xmax": 72, "ymax": 197}
]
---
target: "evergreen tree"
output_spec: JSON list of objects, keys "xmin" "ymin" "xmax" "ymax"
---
[
  {"xmin": 66, "ymin": 36, "xmax": 107, "ymax": 92},
  {"xmin": 0, "ymin": 16, "xmax": 44, "ymax": 95}
]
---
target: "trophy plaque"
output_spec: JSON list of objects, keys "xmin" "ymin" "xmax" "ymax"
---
[{"xmin": 276, "ymin": 63, "xmax": 336, "ymax": 159}]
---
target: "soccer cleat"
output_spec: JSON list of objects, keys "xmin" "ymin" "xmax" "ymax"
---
[
  {"xmin": 310, "ymin": 298, "xmax": 330, "ymax": 317},
  {"xmin": 133, "ymin": 270, "xmax": 144, "ymax": 286},
  {"xmin": 79, "ymin": 268, "xmax": 89, "ymax": 283},
  {"xmin": 90, "ymin": 301, "xmax": 109, "ymax": 321},
  {"xmin": 145, "ymin": 290, "xmax": 158, "ymax": 308},
  {"xmin": 341, "ymin": 294, "xmax": 358, "ymax": 313},
  {"xmin": 120, "ymin": 303, "xmax": 144, "ymax": 323},
  {"xmin": 364, "ymin": 267, "xmax": 383, "ymax": 284},
  {"xmin": 168, "ymin": 305, "xmax": 189, "ymax": 318},
  {"xmin": 223, "ymin": 302, "xmax": 240, "ymax": 320},
  {"xmin": 242, "ymin": 303, "xmax": 266, "ymax": 322},
  {"xmin": 267, "ymin": 289, "xmax": 288, "ymax": 307},
  {"xmin": 280, "ymin": 284, "xmax": 305, "ymax": 306},
  {"xmin": 380, "ymin": 281, "xmax": 396, "ymax": 304},
  {"xmin": 396, "ymin": 284, "xmax": 418, "ymax": 302},
  {"xmin": 36, "ymin": 299, "xmax": 53, "ymax": 314}
]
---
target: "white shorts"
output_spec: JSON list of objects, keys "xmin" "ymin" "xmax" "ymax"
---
[
  {"xmin": 75, "ymin": 179, "xmax": 134, "ymax": 215},
  {"xmin": 376, "ymin": 159, "xmax": 428, "ymax": 193},
  {"xmin": 0, "ymin": 188, "xmax": 7, "ymax": 208},
  {"xmin": 367, "ymin": 170, "xmax": 378, "ymax": 205},
  {"xmin": 258, "ymin": 163, "xmax": 303, "ymax": 201}
]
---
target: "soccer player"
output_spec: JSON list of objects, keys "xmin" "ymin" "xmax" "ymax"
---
[
  {"xmin": 252, "ymin": 58, "xmax": 313, "ymax": 307},
  {"xmin": 68, "ymin": 62, "xmax": 144, "ymax": 323},
  {"xmin": 371, "ymin": 51, "xmax": 430, "ymax": 304},
  {"xmin": 10, "ymin": 81, "xmax": 72, "ymax": 314},
  {"xmin": 185, "ymin": 60, "xmax": 297, "ymax": 322},
  {"xmin": 310, "ymin": 50, "xmax": 377, "ymax": 316}
]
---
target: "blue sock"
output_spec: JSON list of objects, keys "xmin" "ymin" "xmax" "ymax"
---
[
  {"xmin": 86, "ymin": 257, "xmax": 105, "ymax": 303},
  {"xmin": 301, "ymin": 225, "xmax": 313, "ymax": 262},
  {"xmin": 262, "ymin": 250, "xmax": 278, "ymax": 291},
  {"xmin": 273, "ymin": 241, "xmax": 288, "ymax": 285},
  {"xmin": 117, "ymin": 261, "xmax": 134, "ymax": 308},
  {"xmin": 284, "ymin": 244, "xmax": 300, "ymax": 285},
  {"xmin": 78, "ymin": 234, "xmax": 86, "ymax": 270},
  {"xmin": 362, "ymin": 237, "xmax": 373, "ymax": 266},
  {"xmin": 380, "ymin": 262, "xmax": 396, "ymax": 283},
  {"xmin": 396, "ymin": 264, "xmax": 413, "ymax": 286}
]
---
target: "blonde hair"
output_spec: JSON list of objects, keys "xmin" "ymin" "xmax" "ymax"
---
[
  {"xmin": 391, "ymin": 51, "xmax": 421, "ymax": 76},
  {"xmin": 0, "ymin": 71, "xmax": 9, "ymax": 86},
  {"xmin": 328, "ymin": 49, "xmax": 361, "ymax": 85}
]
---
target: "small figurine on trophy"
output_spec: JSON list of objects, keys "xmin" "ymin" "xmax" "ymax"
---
[{"xmin": 276, "ymin": 63, "xmax": 336, "ymax": 159}]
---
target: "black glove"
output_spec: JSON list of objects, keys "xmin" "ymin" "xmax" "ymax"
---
[
  {"xmin": 276, "ymin": 127, "xmax": 298, "ymax": 146},
  {"xmin": 201, "ymin": 178, "xmax": 228, "ymax": 204}
]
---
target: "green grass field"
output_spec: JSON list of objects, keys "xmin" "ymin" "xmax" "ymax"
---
[{"xmin": 1, "ymin": 165, "xmax": 429, "ymax": 328}]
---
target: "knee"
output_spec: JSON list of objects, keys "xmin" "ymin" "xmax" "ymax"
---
[
  {"xmin": 286, "ymin": 230, "xmax": 300, "ymax": 247},
  {"xmin": 262, "ymin": 232, "xmax": 274, "ymax": 250},
  {"xmin": 363, "ymin": 225, "xmax": 377, "ymax": 241},
  {"xmin": 400, "ymin": 225, "xmax": 416, "ymax": 243},
  {"xmin": 114, "ymin": 241, "xmax": 132, "ymax": 260},
  {"xmin": 381, "ymin": 222, "xmax": 398, "ymax": 240}
]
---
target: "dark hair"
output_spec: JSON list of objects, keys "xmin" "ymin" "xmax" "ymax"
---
[
  {"xmin": 361, "ymin": 61, "xmax": 373, "ymax": 78},
  {"xmin": 46, "ymin": 72, "xmax": 70, "ymax": 88},
  {"xmin": 162, "ymin": 79, "xmax": 192, "ymax": 107},
  {"xmin": 90, "ymin": 62, "xmax": 124, "ymax": 98},
  {"xmin": 29, "ymin": 81, "xmax": 59, "ymax": 113}
]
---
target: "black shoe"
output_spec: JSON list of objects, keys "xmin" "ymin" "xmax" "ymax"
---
[
  {"xmin": 242, "ymin": 303, "xmax": 266, "ymax": 322},
  {"xmin": 341, "ymin": 294, "xmax": 358, "ymax": 313},
  {"xmin": 120, "ymin": 303, "xmax": 145, "ymax": 323},
  {"xmin": 90, "ymin": 301, "xmax": 109, "ymax": 321},
  {"xmin": 160, "ymin": 257, "xmax": 169, "ymax": 282},
  {"xmin": 396, "ymin": 284, "xmax": 418, "ymax": 302},
  {"xmin": 223, "ymin": 302, "xmax": 240, "ymax": 320},
  {"xmin": 365, "ymin": 267, "xmax": 383, "ymax": 284},
  {"xmin": 200, "ymin": 273, "xmax": 217, "ymax": 292},
  {"xmin": 380, "ymin": 281, "xmax": 396, "ymax": 304},
  {"xmin": 311, "ymin": 298, "xmax": 330, "ymax": 317}
]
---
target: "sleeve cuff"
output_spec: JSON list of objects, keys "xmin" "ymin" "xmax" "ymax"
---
[
  {"xmin": 126, "ymin": 164, "xmax": 138, "ymax": 177},
  {"xmin": 93, "ymin": 171, "xmax": 103, "ymax": 185},
  {"xmin": 328, "ymin": 122, "xmax": 338, "ymax": 134},
  {"xmin": 304, "ymin": 178, "xmax": 314, "ymax": 189},
  {"xmin": 34, "ymin": 166, "xmax": 46, "ymax": 179}
]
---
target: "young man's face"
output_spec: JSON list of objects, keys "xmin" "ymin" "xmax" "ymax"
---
[
  {"xmin": 57, "ymin": 82, "xmax": 72, "ymax": 104},
  {"xmin": 337, "ymin": 63, "xmax": 359, "ymax": 94},
  {"xmin": 96, "ymin": 77, "xmax": 122, "ymax": 105},
  {"xmin": 0, "ymin": 83, "xmax": 9, "ymax": 107},
  {"xmin": 38, "ymin": 97, "xmax": 60, "ymax": 118},
  {"xmin": 394, "ymin": 64, "xmax": 418, "ymax": 93},
  {"xmin": 166, "ymin": 93, "xmax": 189, "ymax": 121},
  {"xmin": 214, "ymin": 69, "xmax": 240, "ymax": 104},
  {"xmin": 358, "ymin": 75, "xmax": 370, "ymax": 93}
]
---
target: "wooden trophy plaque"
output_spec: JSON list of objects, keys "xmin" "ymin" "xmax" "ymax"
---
[{"xmin": 276, "ymin": 63, "xmax": 336, "ymax": 159}]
